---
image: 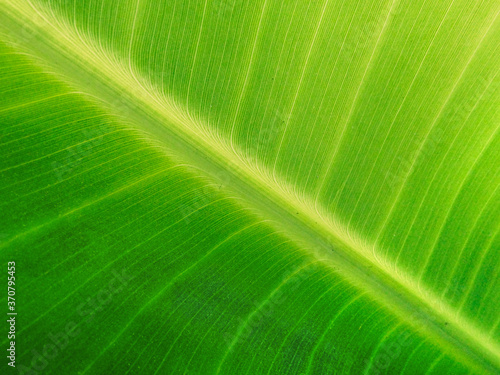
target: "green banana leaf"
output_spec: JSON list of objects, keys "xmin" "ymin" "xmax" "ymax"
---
[{"xmin": 0, "ymin": 0, "xmax": 499, "ymax": 374}]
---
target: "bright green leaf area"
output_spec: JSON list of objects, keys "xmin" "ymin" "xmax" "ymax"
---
[{"xmin": 0, "ymin": 0, "xmax": 499, "ymax": 374}]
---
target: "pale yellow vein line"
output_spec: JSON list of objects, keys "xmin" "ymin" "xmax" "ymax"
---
[
  {"xmin": 272, "ymin": 0, "xmax": 330, "ymax": 179},
  {"xmin": 229, "ymin": 0, "xmax": 268, "ymax": 150},
  {"xmin": 186, "ymin": 0, "xmax": 208, "ymax": 110},
  {"xmin": 128, "ymin": 0, "xmax": 141, "ymax": 77},
  {"xmin": 314, "ymin": 0, "xmax": 400, "ymax": 202},
  {"xmin": 440, "ymin": 177, "xmax": 500, "ymax": 301},
  {"xmin": 469, "ymin": 227, "xmax": 500, "ymax": 323},
  {"xmin": 457, "ymin": 207, "xmax": 500, "ymax": 315},
  {"xmin": 393, "ymin": 69, "xmax": 500, "ymax": 281},
  {"xmin": 418, "ymin": 125, "xmax": 500, "ymax": 287},
  {"xmin": 375, "ymin": 8, "xmax": 500, "ymax": 250}
]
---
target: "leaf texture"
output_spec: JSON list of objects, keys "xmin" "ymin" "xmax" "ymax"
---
[{"xmin": 0, "ymin": 0, "xmax": 499, "ymax": 374}]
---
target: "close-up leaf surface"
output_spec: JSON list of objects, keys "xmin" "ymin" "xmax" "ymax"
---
[{"xmin": 0, "ymin": 0, "xmax": 499, "ymax": 374}]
